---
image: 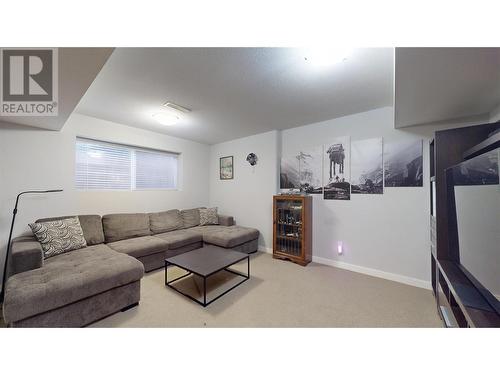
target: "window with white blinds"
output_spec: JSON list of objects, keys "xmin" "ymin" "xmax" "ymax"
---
[{"xmin": 76, "ymin": 137, "xmax": 178, "ymax": 190}]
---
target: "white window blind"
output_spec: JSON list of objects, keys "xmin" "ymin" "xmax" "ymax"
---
[{"xmin": 76, "ymin": 137, "xmax": 178, "ymax": 190}]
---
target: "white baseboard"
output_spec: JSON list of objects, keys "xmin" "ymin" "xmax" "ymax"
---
[
  {"xmin": 257, "ymin": 247, "xmax": 430, "ymax": 290},
  {"xmin": 312, "ymin": 255, "xmax": 431, "ymax": 290},
  {"xmin": 258, "ymin": 246, "xmax": 273, "ymax": 254}
]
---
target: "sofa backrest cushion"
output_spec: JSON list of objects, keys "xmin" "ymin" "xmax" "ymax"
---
[
  {"xmin": 36, "ymin": 215, "xmax": 105, "ymax": 246},
  {"xmin": 102, "ymin": 213, "xmax": 151, "ymax": 243},
  {"xmin": 149, "ymin": 209, "xmax": 183, "ymax": 234},
  {"xmin": 180, "ymin": 208, "xmax": 203, "ymax": 229}
]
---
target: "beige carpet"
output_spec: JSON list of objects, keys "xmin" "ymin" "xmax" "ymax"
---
[{"xmin": 91, "ymin": 252, "xmax": 442, "ymax": 328}]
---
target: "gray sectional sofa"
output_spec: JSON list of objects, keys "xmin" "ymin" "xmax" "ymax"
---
[{"xmin": 2, "ymin": 208, "xmax": 259, "ymax": 327}]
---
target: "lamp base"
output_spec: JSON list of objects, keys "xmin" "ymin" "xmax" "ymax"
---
[{"xmin": 0, "ymin": 304, "xmax": 5, "ymax": 328}]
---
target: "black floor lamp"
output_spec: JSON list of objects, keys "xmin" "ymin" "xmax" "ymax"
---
[{"xmin": 0, "ymin": 189, "xmax": 63, "ymax": 304}]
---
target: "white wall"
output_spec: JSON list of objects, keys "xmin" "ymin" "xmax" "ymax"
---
[
  {"xmin": 207, "ymin": 107, "xmax": 491, "ymax": 288},
  {"xmin": 69, "ymin": 114, "xmax": 210, "ymax": 214},
  {"xmin": 281, "ymin": 107, "xmax": 432, "ymax": 285},
  {"xmin": 0, "ymin": 113, "xmax": 210, "ymax": 291},
  {"xmin": 209, "ymin": 131, "xmax": 279, "ymax": 249}
]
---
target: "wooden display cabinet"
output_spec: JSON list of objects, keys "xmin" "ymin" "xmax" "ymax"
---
[{"xmin": 272, "ymin": 195, "xmax": 312, "ymax": 266}]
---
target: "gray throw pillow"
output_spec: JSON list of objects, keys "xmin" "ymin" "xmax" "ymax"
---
[
  {"xmin": 199, "ymin": 207, "xmax": 219, "ymax": 226},
  {"xmin": 29, "ymin": 217, "xmax": 87, "ymax": 259}
]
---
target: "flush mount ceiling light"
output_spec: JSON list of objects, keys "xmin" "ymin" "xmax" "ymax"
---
[
  {"xmin": 303, "ymin": 48, "xmax": 351, "ymax": 68},
  {"xmin": 152, "ymin": 112, "xmax": 181, "ymax": 126}
]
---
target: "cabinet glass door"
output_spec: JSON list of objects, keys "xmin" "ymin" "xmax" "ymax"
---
[{"xmin": 276, "ymin": 199, "xmax": 303, "ymax": 257}]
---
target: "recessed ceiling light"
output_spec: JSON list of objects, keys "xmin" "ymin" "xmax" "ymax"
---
[
  {"xmin": 152, "ymin": 112, "xmax": 180, "ymax": 126},
  {"xmin": 303, "ymin": 48, "xmax": 351, "ymax": 68}
]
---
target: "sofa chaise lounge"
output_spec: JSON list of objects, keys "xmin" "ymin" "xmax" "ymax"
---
[{"xmin": 2, "ymin": 208, "xmax": 259, "ymax": 327}]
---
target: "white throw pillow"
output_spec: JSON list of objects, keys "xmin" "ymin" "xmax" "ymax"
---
[
  {"xmin": 199, "ymin": 207, "xmax": 218, "ymax": 226},
  {"xmin": 29, "ymin": 217, "xmax": 87, "ymax": 259}
]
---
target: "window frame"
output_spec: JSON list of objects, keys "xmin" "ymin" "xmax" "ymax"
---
[{"xmin": 75, "ymin": 136, "xmax": 180, "ymax": 192}]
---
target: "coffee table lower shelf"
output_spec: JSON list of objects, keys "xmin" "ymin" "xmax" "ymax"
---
[{"xmin": 165, "ymin": 256, "xmax": 250, "ymax": 307}]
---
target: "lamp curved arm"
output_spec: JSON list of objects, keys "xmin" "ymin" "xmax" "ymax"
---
[{"xmin": 14, "ymin": 190, "xmax": 63, "ymax": 212}]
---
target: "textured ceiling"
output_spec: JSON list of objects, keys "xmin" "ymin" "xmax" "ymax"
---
[{"xmin": 76, "ymin": 48, "xmax": 394, "ymax": 144}]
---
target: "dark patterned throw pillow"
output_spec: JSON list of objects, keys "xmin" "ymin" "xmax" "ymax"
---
[
  {"xmin": 199, "ymin": 207, "xmax": 218, "ymax": 226},
  {"xmin": 29, "ymin": 217, "xmax": 87, "ymax": 259}
]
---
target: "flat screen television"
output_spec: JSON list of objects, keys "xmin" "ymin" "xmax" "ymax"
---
[{"xmin": 446, "ymin": 144, "xmax": 500, "ymax": 314}]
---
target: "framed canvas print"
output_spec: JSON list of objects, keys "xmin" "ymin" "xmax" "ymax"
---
[
  {"xmin": 280, "ymin": 154, "xmax": 300, "ymax": 190},
  {"xmin": 298, "ymin": 146, "xmax": 323, "ymax": 194},
  {"xmin": 384, "ymin": 139, "xmax": 423, "ymax": 187},
  {"xmin": 220, "ymin": 156, "xmax": 234, "ymax": 180},
  {"xmin": 351, "ymin": 138, "xmax": 383, "ymax": 194},
  {"xmin": 323, "ymin": 136, "xmax": 351, "ymax": 200}
]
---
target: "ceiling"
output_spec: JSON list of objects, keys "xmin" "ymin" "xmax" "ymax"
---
[
  {"xmin": 4, "ymin": 48, "xmax": 500, "ymax": 141},
  {"xmin": 76, "ymin": 48, "xmax": 394, "ymax": 144},
  {"xmin": 0, "ymin": 48, "xmax": 113, "ymax": 131},
  {"xmin": 395, "ymin": 47, "xmax": 500, "ymax": 128}
]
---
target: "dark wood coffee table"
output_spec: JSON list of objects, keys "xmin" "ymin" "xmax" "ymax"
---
[{"xmin": 164, "ymin": 245, "xmax": 250, "ymax": 307}]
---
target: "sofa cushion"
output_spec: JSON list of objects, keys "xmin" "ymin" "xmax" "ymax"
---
[
  {"xmin": 199, "ymin": 207, "xmax": 218, "ymax": 226},
  {"xmin": 187, "ymin": 225, "xmax": 223, "ymax": 235},
  {"xmin": 76, "ymin": 215, "xmax": 105, "ymax": 245},
  {"xmin": 202, "ymin": 225, "xmax": 259, "ymax": 248},
  {"xmin": 37, "ymin": 215, "xmax": 105, "ymax": 246},
  {"xmin": 102, "ymin": 213, "xmax": 151, "ymax": 243},
  {"xmin": 180, "ymin": 208, "xmax": 201, "ymax": 228},
  {"xmin": 149, "ymin": 209, "xmax": 183, "ymax": 234},
  {"xmin": 217, "ymin": 214, "xmax": 234, "ymax": 226},
  {"xmin": 7, "ymin": 237, "xmax": 44, "ymax": 278},
  {"xmin": 29, "ymin": 217, "xmax": 87, "ymax": 259},
  {"xmin": 107, "ymin": 236, "xmax": 168, "ymax": 258},
  {"xmin": 154, "ymin": 229, "xmax": 202, "ymax": 249},
  {"xmin": 2, "ymin": 244, "xmax": 144, "ymax": 324}
]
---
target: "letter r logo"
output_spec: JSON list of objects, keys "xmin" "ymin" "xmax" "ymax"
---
[{"xmin": 2, "ymin": 49, "xmax": 53, "ymax": 101}]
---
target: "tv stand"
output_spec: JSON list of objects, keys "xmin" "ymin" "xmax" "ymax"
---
[
  {"xmin": 430, "ymin": 122, "xmax": 500, "ymax": 328},
  {"xmin": 437, "ymin": 260, "xmax": 499, "ymax": 327}
]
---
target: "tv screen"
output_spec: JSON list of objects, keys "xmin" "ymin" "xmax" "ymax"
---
[{"xmin": 451, "ymin": 148, "xmax": 499, "ymax": 308}]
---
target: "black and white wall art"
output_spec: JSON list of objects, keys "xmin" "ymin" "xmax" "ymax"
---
[
  {"xmin": 351, "ymin": 137, "xmax": 383, "ymax": 194},
  {"xmin": 384, "ymin": 139, "xmax": 423, "ymax": 187},
  {"xmin": 280, "ymin": 155, "xmax": 300, "ymax": 190},
  {"xmin": 298, "ymin": 146, "xmax": 323, "ymax": 194},
  {"xmin": 323, "ymin": 136, "xmax": 350, "ymax": 200}
]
